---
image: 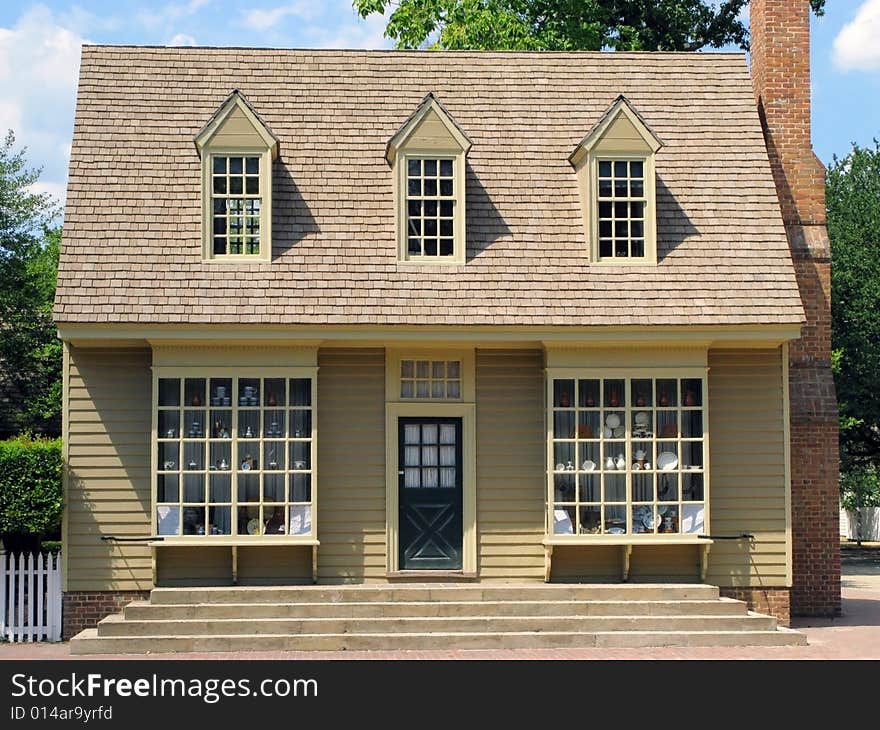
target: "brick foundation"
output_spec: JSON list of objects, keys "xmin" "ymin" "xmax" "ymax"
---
[
  {"xmin": 62, "ymin": 591, "xmax": 150, "ymax": 640},
  {"xmin": 719, "ymin": 587, "xmax": 791, "ymax": 626}
]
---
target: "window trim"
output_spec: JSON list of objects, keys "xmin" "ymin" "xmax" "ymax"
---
[
  {"xmin": 385, "ymin": 348, "xmax": 475, "ymax": 403},
  {"xmin": 587, "ymin": 152, "xmax": 658, "ymax": 266},
  {"xmin": 150, "ymin": 366, "xmax": 318, "ymax": 545},
  {"xmin": 544, "ymin": 367, "xmax": 710, "ymax": 543},
  {"xmin": 396, "ymin": 150, "xmax": 467, "ymax": 266},
  {"xmin": 201, "ymin": 147, "xmax": 274, "ymax": 263}
]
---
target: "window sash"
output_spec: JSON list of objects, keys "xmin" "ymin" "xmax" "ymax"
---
[
  {"xmin": 596, "ymin": 158, "xmax": 647, "ymax": 260},
  {"xmin": 209, "ymin": 153, "xmax": 264, "ymax": 258},
  {"xmin": 404, "ymin": 156, "xmax": 457, "ymax": 259},
  {"xmin": 154, "ymin": 374, "xmax": 315, "ymax": 538},
  {"xmin": 547, "ymin": 373, "xmax": 708, "ymax": 538}
]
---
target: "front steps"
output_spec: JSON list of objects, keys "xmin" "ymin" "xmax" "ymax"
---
[{"xmin": 69, "ymin": 583, "xmax": 805, "ymax": 654}]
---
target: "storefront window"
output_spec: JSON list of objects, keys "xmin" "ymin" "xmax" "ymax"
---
[
  {"xmin": 549, "ymin": 375, "xmax": 707, "ymax": 536},
  {"xmin": 155, "ymin": 375, "xmax": 314, "ymax": 537}
]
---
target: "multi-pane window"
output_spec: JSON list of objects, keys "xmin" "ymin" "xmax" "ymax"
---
[
  {"xmin": 211, "ymin": 155, "xmax": 261, "ymax": 256},
  {"xmin": 597, "ymin": 159, "xmax": 646, "ymax": 259},
  {"xmin": 403, "ymin": 422, "xmax": 459, "ymax": 489},
  {"xmin": 400, "ymin": 359, "xmax": 462, "ymax": 399},
  {"xmin": 549, "ymin": 375, "xmax": 707, "ymax": 537},
  {"xmin": 156, "ymin": 376, "xmax": 314, "ymax": 537},
  {"xmin": 406, "ymin": 158, "xmax": 455, "ymax": 258}
]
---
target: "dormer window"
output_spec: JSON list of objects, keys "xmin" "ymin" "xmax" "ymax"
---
[
  {"xmin": 597, "ymin": 159, "xmax": 647, "ymax": 259},
  {"xmin": 194, "ymin": 90, "xmax": 279, "ymax": 263},
  {"xmin": 406, "ymin": 157, "xmax": 456, "ymax": 258},
  {"xmin": 570, "ymin": 96, "xmax": 663, "ymax": 265},
  {"xmin": 387, "ymin": 93, "xmax": 471, "ymax": 265},
  {"xmin": 211, "ymin": 155, "xmax": 262, "ymax": 256}
]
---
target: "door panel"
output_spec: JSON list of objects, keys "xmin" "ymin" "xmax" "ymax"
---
[{"xmin": 398, "ymin": 418, "xmax": 463, "ymax": 570}]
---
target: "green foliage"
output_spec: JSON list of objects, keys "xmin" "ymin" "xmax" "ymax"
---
[
  {"xmin": 840, "ymin": 465, "xmax": 880, "ymax": 511},
  {"xmin": 40, "ymin": 540, "xmax": 62, "ymax": 553},
  {"xmin": 828, "ymin": 141, "xmax": 880, "ymax": 471},
  {"xmin": 0, "ymin": 131, "xmax": 62, "ymax": 437},
  {"xmin": 354, "ymin": 0, "xmax": 825, "ymax": 51},
  {"xmin": 0, "ymin": 436, "xmax": 63, "ymax": 536}
]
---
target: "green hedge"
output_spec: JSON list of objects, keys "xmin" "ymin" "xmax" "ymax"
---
[{"xmin": 0, "ymin": 436, "xmax": 63, "ymax": 536}]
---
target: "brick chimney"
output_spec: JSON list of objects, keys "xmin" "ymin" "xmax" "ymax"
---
[{"xmin": 750, "ymin": 0, "xmax": 840, "ymax": 617}]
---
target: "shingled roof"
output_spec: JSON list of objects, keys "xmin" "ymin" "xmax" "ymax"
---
[{"xmin": 54, "ymin": 46, "xmax": 804, "ymax": 328}]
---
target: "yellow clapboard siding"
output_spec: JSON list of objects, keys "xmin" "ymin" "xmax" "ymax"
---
[
  {"xmin": 475, "ymin": 349, "xmax": 546, "ymax": 581},
  {"xmin": 317, "ymin": 348, "xmax": 387, "ymax": 580},
  {"xmin": 65, "ymin": 347, "xmax": 153, "ymax": 591},
  {"xmin": 706, "ymin": 347, "xmax": 789, "ymax": 586}
]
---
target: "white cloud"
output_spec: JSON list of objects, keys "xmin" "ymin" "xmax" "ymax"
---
[
  {"xmin": 833, "ymin": 0, "xmax": 880, "ymax": 71},
  {"xmin": 304, "ymin": 12, "xmax": 390, "ymax": 49},
  {"xmin": 138, "ymin": 0, "xmax": 212, "ymax": 30},
  {"xmin": 29, "ymin": 180, "xmax": 67, "ymax": 201},
  {"xmin": 244, "ymin": 3, "xmax": 318, "ymax": 31},
  {"xmin": 0, "ymin": 6, "xmax": 87, "ymax": 205},
  {"xmin": 168, "ymin": 33, "xmax": 198, "ymax": 46}
]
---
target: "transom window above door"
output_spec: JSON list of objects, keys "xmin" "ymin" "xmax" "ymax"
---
[{"xmin": 400, "ymin": 359, "xmax": 462, "ymax": 399}]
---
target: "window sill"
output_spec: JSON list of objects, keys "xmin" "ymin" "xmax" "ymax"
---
[
  {"xmin": 543, "ymin": 535, "xmax": 711, "ymax": 546},
  {"xmin": 150, "ymin": 536, "xmax": 319, "ymax": 547}
]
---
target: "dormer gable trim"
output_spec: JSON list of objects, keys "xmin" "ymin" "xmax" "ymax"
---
[
  {"xmin": 569, "ymin": 95, "xmax": 663, "ymax": 167},
  {"xmin": 385, "ymin": 92, "xmax": 472, "ymax": 165},
  {"xmin": 194, "ymin": 89, "xmax": 280, "ymax": 159}
]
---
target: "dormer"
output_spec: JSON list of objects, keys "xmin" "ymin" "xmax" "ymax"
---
[
  {"xmin": 387, "ymin": 93, "xmax": 472, "ymax": 265},
  {"xmin": 570, "ymin": 96, "xmax": 664, "ymax": 265},
  {"xmin": 194, "ymin": 90, "xmax": 279, "ymax": 262}
]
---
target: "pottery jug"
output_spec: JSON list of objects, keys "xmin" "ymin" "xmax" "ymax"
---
[{"xmin": 605, "ymin": 456, "xmax": 615, "ymax": 471}]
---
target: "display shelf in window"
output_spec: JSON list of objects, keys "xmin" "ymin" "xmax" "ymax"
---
[
  {"xmin": 547, "ymin": 373, "xmax": 708, "ymax": 538},
  {"xmin": 154, "ymin": 374, "xmax": 315, "ymax": 539}
]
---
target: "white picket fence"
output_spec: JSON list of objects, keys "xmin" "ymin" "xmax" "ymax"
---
[{"xmin": 0, "ymin": 550, "xmax": 62, "ymax": 642}]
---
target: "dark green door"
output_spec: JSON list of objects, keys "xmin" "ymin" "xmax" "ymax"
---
[{"xmin": 398, "ymin": 418, "xmax": 463, "ymax": 570}]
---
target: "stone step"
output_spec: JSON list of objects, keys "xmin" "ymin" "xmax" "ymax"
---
[
  {"xmin": 70, "ymin": 627, "xmax": 806, "ymax": 655},
  {"xmin": 149, "ymin": 584, "xmax": 720, "ymax": 605},
  {"xmin": 124, "ymin": 597, "xmax": 748, "ymax": 621},
  {"xmin": 97, "ymin": 612, "xmax": 775, "ymax": 637}
]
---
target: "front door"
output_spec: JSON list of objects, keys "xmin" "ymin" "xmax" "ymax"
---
[{"xmin": 398, "ymin": 418, "xmax": 463, "ymax": 570}]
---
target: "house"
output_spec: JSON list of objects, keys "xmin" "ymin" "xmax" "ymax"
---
[{"xmin": 54, "ymin": 0, "xmax": 839, "ymax": 649}]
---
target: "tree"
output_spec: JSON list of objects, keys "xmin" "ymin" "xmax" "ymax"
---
[
  {"xmin": 354, "ymin": 0, "xmax": 825, "ymax": 51},
  {"xmin": 827, "ymin": 141, "xmax": 880, "ymax": 473},
  {"xmin": 0, "ymin": 131, "xmax": 62, "ymax": 437}
]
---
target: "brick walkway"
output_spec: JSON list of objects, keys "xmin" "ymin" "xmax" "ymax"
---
[{"xmin": 3, "ymin": 572, "xmax": 878, "ymax": 661}]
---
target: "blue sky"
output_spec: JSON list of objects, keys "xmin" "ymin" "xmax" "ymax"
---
[{"xmin": 1, "ymin": 1, "xmax": 878, "ymax": 204}]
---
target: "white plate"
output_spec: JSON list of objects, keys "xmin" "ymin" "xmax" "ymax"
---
[
  {"xmin": 605, "ymin": 413, "xmax": 621, "ymax": 429},
  {"xmin": 581, "ymin": 460, "xmax": 596, "ymax": 471},
  {"xmin": 657, "ymin": 451, "xmax": 678, "ymax": 471},
  {"xmin": 603, "ymin": 427, "xmax": 613, "ymax": 439},
  {"xmin": 607, "ymin": 527, "xmax": 625, "ymax": 535},
  {"xmin": 634, "ymin": 411, "xmax": 650, "ymax": 426},
  {"xmin": 612, "ymin": 426, "xmax": 625, "ymax": 438},
  {"xmin": 246, "ymin": 518, "xmax": 261, "ymax": 535}
]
